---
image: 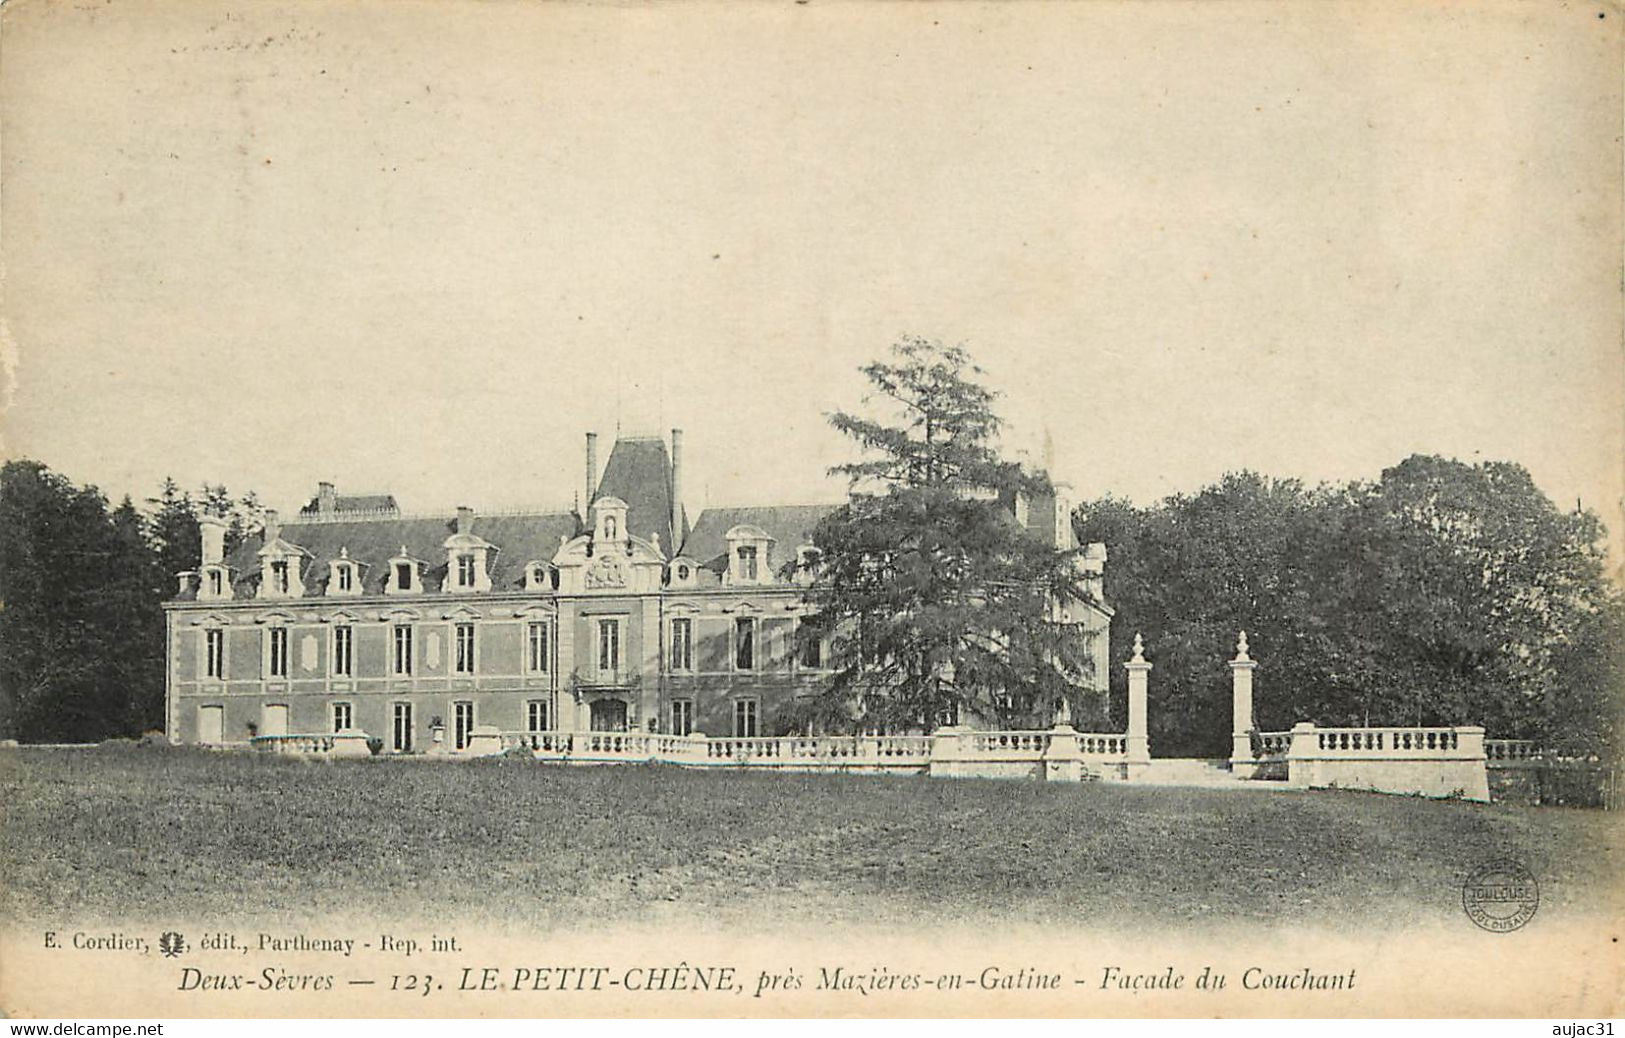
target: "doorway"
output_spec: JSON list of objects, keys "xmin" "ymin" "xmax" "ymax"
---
[{"xmin": 589, "ymin": 699, "xmax": 628, "ymax": 732}]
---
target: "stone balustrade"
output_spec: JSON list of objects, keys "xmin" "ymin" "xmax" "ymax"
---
[
  {"xmin": 1485, "ymin": 739, "xmax": 1543, "ymax": 765},
  {"xmin": 250, "ymin": 731, "xmax": 373, "ymax": 757},
  {"xmin": 1281, "ymin": 722, "xmax": 1489, "ymax": 801}
]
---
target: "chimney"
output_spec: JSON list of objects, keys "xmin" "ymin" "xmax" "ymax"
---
[
  {"xmin": 199, "ymin": 514, "xmax": 226, "ymax": 566},
  {"xmin": 317, "ymin": 481, "xmax": 336, "ymax": 515},
  {"xmin": 455, "ymin": 506, "xmax": 473, "ymax": 535},
  {"xmin": 263, "ymin": 510, "xmax": 281, "ymax": 546},
  {"xmin": 670, "ymin": 427, "xmax": 684, "ymax": 546},
  {"xmin": 585, "ymin": 431, "xmax": 599, "ymax": 508}
]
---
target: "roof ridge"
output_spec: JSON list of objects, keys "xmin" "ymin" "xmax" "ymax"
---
[{"xmin": 286, "ymin": 505, "xmax": 578, "ymax": 526}]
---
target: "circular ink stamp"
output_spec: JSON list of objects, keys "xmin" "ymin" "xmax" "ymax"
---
[{"xmin": 1462, "ymin": 859, "xmax": 1539, "ymax": 933}]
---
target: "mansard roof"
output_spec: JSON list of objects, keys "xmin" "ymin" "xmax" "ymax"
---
[
  {"xmin": 195, "ymin": 511, "xmax": 581, "ymax": 599},
  {"xmin": 298, "ymin": 493, "xmax": 399, "ymax": 517},
  {"xmin": 681, "ymin": 503, "xmax": 841, "ymax": 574},
  {"xmin": 594, "ymin": 436, "xmax": 686, "ymax": 553}
]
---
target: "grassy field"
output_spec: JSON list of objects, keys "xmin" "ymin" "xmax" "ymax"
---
[{"xmin": 1, "ymin": 745, "xmax": 1618, "ymax": 932}]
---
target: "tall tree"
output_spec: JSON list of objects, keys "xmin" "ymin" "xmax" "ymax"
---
[
  {"xmin": 798, "ymin": 337, "xmax": 1098, "ymax": 733},
  {"xmin": 0, "ymin": 462, "xmax": 144, "ymax": 741},
  {"xmin": 1075, "ymin": 455, "xmax": 1622, "ymax": 757}
]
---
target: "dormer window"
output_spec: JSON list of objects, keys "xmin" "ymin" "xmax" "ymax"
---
[
  {"xmin": 270, "ymin": 560, "xmax": 290, "ymax": 595},
  {"xmin": 385, "ymin": 547, "xmax": 424, "ymax": 596},
  {"xmin": 723, "ymin": 524, "xmax": 773, "ymax": 586},
  {"xmin": 605, "ymin": 515, "xmax": 618, "ymax": 540},
  {"xmin": 440, "ymin": 514, "xmax": 494, "ymax": 594},
  {"xmin": 327, "ymin": 550, "xmax": 363, "ymax": 597},
  {"xmin": 208, "ymin": 570, "xmax": 224, "ymax": 597},
  {"xmin": 795, "ymin": 545, "xmax": 822, "ymax": 584},
  {"xmin": 525, "ymin": 562, "xmax": 553, "ymax": 592},
  {"xmin": 591, "ymin": 497, "xmax": 630, "ymax": 545}
]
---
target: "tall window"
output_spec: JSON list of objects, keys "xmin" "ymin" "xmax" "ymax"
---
[
  {"xmin": 395, "ymin": 562, "xmax": 413, "ymax": 591},
  {"xmin": 670, "ymin": 618, "xmax": 692, "ymax": 671},
  {"xmin": 332, "ymin": 625, "xmax": 353, "ymax": 677},
  {"xmin": 205, "ymin": 629, "xmax": 225, "ymax": 679},
  {"xmin": 332, "ymin": 701, "xmax": 353, "ymax": 733},
  {"xmin": 798, "ymin": 623, "xmax": 822, "ymax": 669},
  {"xmin": 208, "ymin": 570, "xmax": 224, "ymax": 596},
  {"xmin": 734, "ymin": 617, "xmax": 755, "ymax": 671},
  {"xmin": 270, "ymin": 560, "xmax": 290, "ymax": 595},
  {"xmin": 454, "ymin": 623, "xmax": 476, "ymax": 674},
  {"xmin": 598, "ymin": 619, "xmax": 620, "ymax": 674},
  {"xmin": 737, "ymin": 545, "xmax": 758, "ymax": 581},
  {"xmin": 336, "ymin": 565, "xmax": 353, "ymax": 592},
  {"xmin": 453, "ymin": 701, "xmax": 475, "ymax": 751},
  {"xmin": 391, "ymin": 702, "xmax": 413, "ymax": 753},
  {"xmin": 393, "ymin": 624, "xmax": 413, "ymax": 676},
  {"xmin": 456, "ymin": 553, "xmax": 476, "ymax": 588},
  {"xmin": 527, "ymin": 622, "xmax": 550, "ymax": 673},
  {"xmin": 526, "ymin": 699, "xmax": 551, "ymax": 733},
  {"xmin": 604, "ymin": 515, "xmax": 618, "ymax": 540},
  {"xmin": 268, "ymin": 628, "xmax": 288, "ymax": 677},
  {"xmin": 732, "ymin": 698, "xmax": 758, "ymax": 738},
  {"xmin": 670, "ymin": 699, "xmax": 694, "ymax": 737}
]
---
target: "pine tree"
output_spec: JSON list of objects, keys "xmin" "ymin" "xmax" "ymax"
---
[{"xmin": 798, "ymin": 337, "xmax": 1097, "ymax": 733}]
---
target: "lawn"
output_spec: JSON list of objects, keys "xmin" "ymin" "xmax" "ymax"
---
[{"xmin": 1, "ymin": 744, "xmax": 1618, "ymax": 933}]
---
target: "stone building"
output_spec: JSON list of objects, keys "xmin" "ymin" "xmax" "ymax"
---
[{"xmin": 163, "ymin": 430, "xmax": 1110, "ymax": 750}]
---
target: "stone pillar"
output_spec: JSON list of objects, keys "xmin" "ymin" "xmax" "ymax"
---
[
  {"xmin": 1284, "ymin": 721, "xmax": 1317, "ymax": 788},
  {"xmin": 1123, "ymin": 634, "xmax": 1152, "ymax": 779},
  {"xmin": 1228, "ymin": 631, "xmax": 1257, "ymax": 772}
]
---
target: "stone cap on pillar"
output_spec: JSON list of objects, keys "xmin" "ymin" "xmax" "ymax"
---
[
  {"xmin": 1124, "ymin": 633, "xmax": 1153, "ymax": 670},
  {"xmin": 1230, "ymin": 630, "xmax": 1257, "ymax": 668}
]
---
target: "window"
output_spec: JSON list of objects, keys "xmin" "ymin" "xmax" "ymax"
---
[
  {"xmin": 737, "ymin": 545, "xmax": 758, "ymax": 581},
  {"xmin": 732, "ymin": 698, "xmax": 758, "ymax": 738},
  {"xmin": 454, "ymin": 623, "xmax": 476, "ymax": 674},
  {"xmin": 393, "ymin": 624, "xmax": 414, "ymax": 676},
  {"xmin": 336, "ymin": 565, "xmax": 353, "ymax": 592},
  {"xmin": 205, "ymin": 629, "xmax": 225, "ymax": 679},
  {"xmin": 734, "ymin": 617, "xmax": 756, "ymax": 671},
  {"xmin": 598, "ymin": 619, "xmax": 620, "ymax": 674},
  {"xmin": 526, "ymin": 699, "xmax": 551, "ymax": 733},
  {"xmin": 453, "ymin": 701, "xmax": 475, "ymax": 751},
  {"xmin": 268, "ymin": 627, "xmax": 288, "ymax": 677},
  {"xmin": 333, "ymin": 625, "xmax": 353, "ymax": 677},
  {"xmin": 395, "ymin": 562, "xmax": 413, "ymax": 591},
  {"xmin": 456, "ymin": 553, "xmax": 476, "ymax": 588},
  {"xmin": 798, "ymin": 624, "xmax": 822, "ymax": 669},
  {"xmin": 670, "ymin": 698, "xmax": 694, "ymax": 737},
  {"xmin": 208, "ymin": 570, "xmax": 224, "ymax": 596},
  {"xmin": 270, "ymin": 560, "xmax": 290, "ymax": 595},
  {"xmin": 670, "ymin": 618, "xmax": 692, "ymax": 671},
  {"xmin": 527, "ymin": 622, "xmax": 550, "ymax": 673},
  {"xmin": 332, "ymin": 701, "xmax": 353, "ymax": 733},
  {"xmin": 391, "ymin": 702, "xmax": 413, "ymax": 752},
  {"xmin": 604, "ymin": 515, "xmax": 618, "ymax": 540},
  {"xmin": 677, "ymin": 564, "xmax": 690, "ymax": 581}
]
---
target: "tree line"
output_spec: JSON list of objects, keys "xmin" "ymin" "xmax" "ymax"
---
[
  {"xmin": 1075, "ymin": 459, "xmax": 1623, "ymax": 758},
  {"xmin": 0, "ymin": 462, "xmax": 262, "ymax": 742}
]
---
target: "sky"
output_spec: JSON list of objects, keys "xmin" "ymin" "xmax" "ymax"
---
[{"xmin": 2, "ymin": 0, "xmax": 1620, "ymax": 557}]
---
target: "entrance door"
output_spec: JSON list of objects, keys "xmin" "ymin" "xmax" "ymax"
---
[
  {"xmin": 197, "ymin": 705, "xmax": 224, "ymax": 744},
  {"xmin": 453, "ymin": 701, "xmax": 475, "ymax": 751},
  {"xmin": 590, "ymin": 699, "xmax": 628, "ymax": 732},
  {"xmin": 260, "ymin": 704, "xmax": 288, "ymax": 738}
]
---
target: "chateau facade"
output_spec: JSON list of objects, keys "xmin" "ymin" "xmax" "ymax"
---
[{"xmin": 163, "ymin": 430, "xmax": 1110, "ymax": 750}]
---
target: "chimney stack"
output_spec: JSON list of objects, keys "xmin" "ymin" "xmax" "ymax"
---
[
  {"xmin": 670, "ymin": 427, "xmax": 684, "ymax": 546},
  {"xmin": 263, "ymin": 510, "xmax": 281, "ymax": 545},
  {"xmin": 585, "ymin": 431, "xmax": 599, "ymax": 509},
  {"xmin": 199, "ymin": 514, "xmax": 226, "ymax": 566},
  {"xmin": 455, "ymin": 506, "xmax": 473, "ymax": 534},
  {"xmin": 317, "ymin": 481, "xmax": 336, "ymax": 515}
]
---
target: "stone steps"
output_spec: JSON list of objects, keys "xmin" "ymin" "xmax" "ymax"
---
[{"xmin": 1138, "ymin": 757, "xmax": 1275, "ymax": 789}]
